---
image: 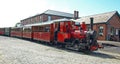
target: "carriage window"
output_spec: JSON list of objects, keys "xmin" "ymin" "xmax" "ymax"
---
[
  {"xmin": 23, "ymin": 28, "xmax": 31, "ymax": 32},
  {"xmin": 32, "ymin": 26, "xmax": 40, "ymax": 32},
  {"xmin": 38, "ymin": 26, "xmax": 43, "ymax": 32},
  {"xmin": 98, "ymin": 26, "xmax": 103, "ymax": 36},
  {"xmin": 45, "ymin": 26, "xmax": 50, "ymax": 32},
  {"xmin": 39, "ymin": 16, "xmax": 41, "ymax": 22}
]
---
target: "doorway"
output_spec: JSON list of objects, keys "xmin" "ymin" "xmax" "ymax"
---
[{"xmin": 119, "ymin": 30, "xmax": 120, "ymax": 41}]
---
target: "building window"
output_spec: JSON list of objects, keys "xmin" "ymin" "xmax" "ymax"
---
[
  {"xmin": 98, "ymin": 26, "xmax": 104, "ymax": 36},
  {"xmin": 40, "ymin": 16, "xmax": 43, "ymax": 22},
  {"xmin": 31, "ymin": 18, "xmax": 34, "ymax": 23},
  {"xmin": 40, "ymin": 16, "xmax": 41, "ymax": 22},
  {"xmin": 35, "ymin": 17, "xmax": 37, "ymax": 23},
  {"xmin": 115, "ymin": 29, "xmax": 118, "ymax": 35},
  {"xmin": 37, "ymin": 16, "xmax": 39, "ymax": 22},
  {"xmin": 48, "ymin": 16, "xmax": 51, "ymax": 21},
  {"xmin": 110, "ymin": 27, "xmax": 114, "ymax": 35}
]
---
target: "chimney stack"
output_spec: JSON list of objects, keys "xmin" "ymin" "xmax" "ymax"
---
[{"xmin": 74, "ymin": 11, "xmax": 79, "ymax": 19}]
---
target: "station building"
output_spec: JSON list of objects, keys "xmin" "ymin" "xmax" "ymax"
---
[
  {"xmin": 21, "ymin": 10, "xmax": 74, "ymax": 26},
  {"xmin": 78, "ymin": 11, "xmax": 120, "ymax": 41}
]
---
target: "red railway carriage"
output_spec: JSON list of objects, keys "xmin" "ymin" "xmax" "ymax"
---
[
  {"xmin": 23, "ymin": 21, "xmax": 53, "ymax": 42},
  {"xmin": 22, "ymin": 27, "xmax": 33, "ymax": 39},
  {"xmin": 10, "ymin": 27, "xmax": 23, "ymax": 38},
  {"xmin": 0, "ymin": 28, "xmax": 5, "ymax": 35},
  {"xmin": 31, "ymin": 22, "xmax": 53, "ymax": 42},
  {"xmin": 33, "ymin": 27, "xmax": 51, "ymax": 42}
]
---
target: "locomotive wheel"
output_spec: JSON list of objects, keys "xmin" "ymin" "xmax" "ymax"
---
[
  {"xmin": 54, "ymin": 41, "xmax": 58, "ymax": 46},
  {"xmin": 57, "ymin": 43, "xmax": 65, "ymax": 48},
  {"xmin": 54, "ymin": 41, "xmax": 62, "ymax": 48},
  {"xmin": 73, "ymin": 43, "xmax": 79, "ymax": 50},
  {"xmin": 65, "ymin": 43, "xmax": 80, "ymax": 51}
]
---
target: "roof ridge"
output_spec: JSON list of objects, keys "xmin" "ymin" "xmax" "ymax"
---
[
  {"xmin": 44, "ymin": 9, "xmax": 73, "ymax": 15},
  {"xmin": 81, "ymin": 11, "xmax": 117, "ymax": 18}
]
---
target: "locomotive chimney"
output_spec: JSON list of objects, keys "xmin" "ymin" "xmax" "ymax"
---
[
  {"xmin": 90, "ymin": 17, "xmax": 94, "ymax": 30},
  {"xmin": 74, "ymin": 11, "xmax": 79, "ymax": 19}
]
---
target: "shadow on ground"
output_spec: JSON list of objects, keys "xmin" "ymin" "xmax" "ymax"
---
[{"xmin": 30, "ymin": 40, "xmax": 120, "ymax": 60}]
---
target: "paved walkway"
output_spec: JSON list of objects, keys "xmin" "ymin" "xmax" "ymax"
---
[
  {"xmin": 98, "ymin": 40, "xmax": 120, "ymax": 47},
  {"xmin": 98, "ymin": 40, "xmax": 120, "ymax": 54}
]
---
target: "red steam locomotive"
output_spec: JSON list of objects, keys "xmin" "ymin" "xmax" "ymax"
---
[{"xmin": 0, "ymin": 18, "xmax": 101, "ymax": 51}]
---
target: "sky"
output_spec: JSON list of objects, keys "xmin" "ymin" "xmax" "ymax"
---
[{"xmin": 0, "ymin": 0, "xmax": 120, "ymax": 27}]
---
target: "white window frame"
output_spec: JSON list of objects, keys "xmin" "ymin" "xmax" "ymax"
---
[
  {"xmin": 116, "ymin": 29, "xmax": 119, "ymax": 35},
  {"xmin": 110, "ymin": 27, "xmax": 114, "ymax": 35},
  {"xmin": 48, "ymin": 16, "xmax": 51, "ymax": 21},
  {"xmin": 98, "ymin": 26, "xmax": 104, "ymax": 36}
]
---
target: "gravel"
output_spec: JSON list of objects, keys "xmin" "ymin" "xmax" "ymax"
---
[{"xmin": 0, "ymin": 36, "xmax": 120, "ymax": 64}]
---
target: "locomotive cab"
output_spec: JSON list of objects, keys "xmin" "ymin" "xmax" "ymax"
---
[{"xmin": 72, "ymin": 22, "xmax": 86, "ymax": 39}]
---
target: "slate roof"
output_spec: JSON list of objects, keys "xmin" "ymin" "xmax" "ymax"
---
[
  {"xmin": 75, "ymin": 11, "xmax": 117, "ymax": 24},
  {"xmin": 43, "ymin": 10, "xmax": 74, "ymax": 18},
  {"xmin": 22, "ymin": 10, "xmax": 73, "ymax": 21}
]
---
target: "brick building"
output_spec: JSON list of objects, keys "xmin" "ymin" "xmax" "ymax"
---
[
  {"xmin": 76, "ymin": 11, "xmax": 120, "ymax": 41},
  {"xmin": 20, "ymin": 10, "xmax": 120, "ymax": 41},
  {"xmin": 21, "ymin": 10, "xmax": 73, "ymax": 26}
]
